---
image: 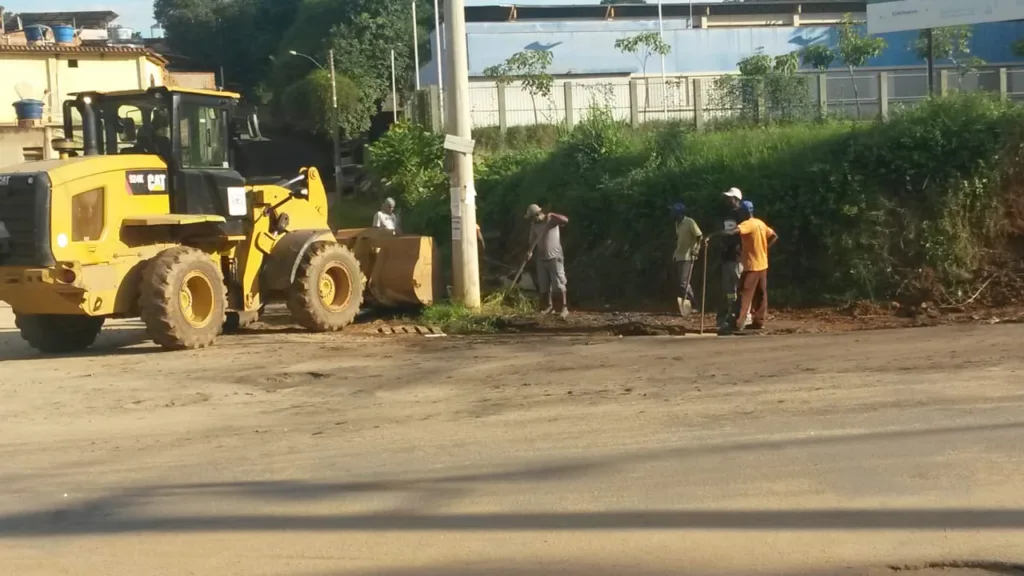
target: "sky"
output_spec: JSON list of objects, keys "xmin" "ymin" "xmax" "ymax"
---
[
  {"xmin": 8, "ymin": 0, "xmax": 720, "ymax": 38},
  {"xmin": 6, "ymin": 0, "xmax": 157, "ymax": 34}
]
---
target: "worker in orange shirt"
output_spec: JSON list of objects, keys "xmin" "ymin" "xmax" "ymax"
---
[{"xmin": 708, "ymin": 201, "xmax": 778, "ymax": 333}]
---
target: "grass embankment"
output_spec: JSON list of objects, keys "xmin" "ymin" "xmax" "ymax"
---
[
  {"xmin": 371, "ymin": 96, "xmax": 1024, "ymax": 309},
  {"xmin": 417, "ymin": 290, "xmax": 534, "ymax": 334}
]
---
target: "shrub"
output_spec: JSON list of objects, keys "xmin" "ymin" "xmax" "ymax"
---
[
  {"xmin": 473, "ymin": 124, "xmax": 561, "ymax": 154},
  {"xmin": 280, "ymin": 70, "xmax": 360, "ymax": 135},
  {"xmin": 365, "ymin": 121, "xmax": 447, "ymax": 235},
  {"xmin": 369, "ymin": 94, "xmax": 1024, "ymax": 307}
]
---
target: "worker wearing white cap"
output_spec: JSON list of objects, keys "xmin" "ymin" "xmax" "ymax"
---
[
  {"xmin": 525, "ymin": 203, "xmax": 570, "ymax": 318},
  {"xmin": 714, "ymin": 187, "xmax": 750, "ymax": 331},
  {"xmin": 372, "ymin": 197, "xmax": 402, "ymax": 235}
]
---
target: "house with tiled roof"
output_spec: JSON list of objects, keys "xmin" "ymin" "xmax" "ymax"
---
[{"xmin": 0, "ymin": 10, "xmax": 168, "ymax": 165}]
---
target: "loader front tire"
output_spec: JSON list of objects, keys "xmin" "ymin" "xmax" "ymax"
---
[
  {"xmin": 15, "ymin": 314, "xmax": 105, "ymax": 354},
  {"xmin": 140, "ymin": 247, "xmax": 227, "ymax": 351},
  {"xmin": 288, "ymin": 242, "xmax": 363, "ymax": 332}
]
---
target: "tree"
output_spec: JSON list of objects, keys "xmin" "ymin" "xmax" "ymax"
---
[
  {"xmin": 801, "ymin": 44, "xmax": 836, "ymax": 71},
  {"xmin": 280, "ymin": 70, "xmax": 360, "ymax": 135},
  {"xmin": 914, "ymin": 26, "xmax": 984, "ymax": 89},
  {"xmin": 1013, "ymin": 39, "xmax": 1024, "ymax": 58},
  {"xmin": 714, "ymin": 49, "xmax": 809, "ymax": 123},
  {"xmin": 324, "ymin": 0, "xmax": 433, "ymax": 136},
  {"xmin": 614, "ymin": 31, "xmax": 672, "ymax": 113},
  {"xmin": 773, "ymin": 51, "xmax": 799, "ymax": 75},
  {"xmin": 837, "ymin": 14, "xmax": 887, "ymax": 119},
  {"xmin": 154, "ymin": 0, "xmax": 303, "ymax": 100},
  {"xmin": 483, "ymin": 50, "xmax": 555, "ymax": 124},
  {"xmin": 157, "ymin": 0, "xmax": 432, "ymax": 137}
]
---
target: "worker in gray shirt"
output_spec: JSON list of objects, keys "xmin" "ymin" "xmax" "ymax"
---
[{"xmin": 525, "ymin": 203, "xmax": 570, "ymax": 318}]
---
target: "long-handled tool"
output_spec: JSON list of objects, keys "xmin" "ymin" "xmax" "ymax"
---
[
  {"xmin": 675, "ymin": 247, "xmax": 699, "ymax": 318},
  {"xmin": 700, "ymin": 242, "xmax": 709, "ymax": 335},
  {"xmin": 508, "ymin": 234, "xmax": 543, "ymax": 288}
]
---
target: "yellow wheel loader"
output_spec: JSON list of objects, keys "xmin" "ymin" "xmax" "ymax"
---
[{"xmin": 0, "ymin": 87, "xmax": 435, "ymax": 353}]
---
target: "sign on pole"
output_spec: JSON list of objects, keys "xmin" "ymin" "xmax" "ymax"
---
[{"xmin": 867, "ymin": 0, "xmax": 1024, "ymax": 34}]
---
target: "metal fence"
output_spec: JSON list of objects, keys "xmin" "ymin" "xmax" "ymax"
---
[{"xmin": 411, "ymin": 65, "xmax": 1024, "ymax": 131}]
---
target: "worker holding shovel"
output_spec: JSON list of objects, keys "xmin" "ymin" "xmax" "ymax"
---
[
  {"xmin": 670, "ymin": 203, "xmax": 702, "ymax": 317},
  {"xmin": 525, "ymin": 204, "xmax": 570, "ymax": 318}
]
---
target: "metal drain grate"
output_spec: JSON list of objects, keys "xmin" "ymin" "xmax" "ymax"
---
[{"xmin": 376, "ymin": 325, "xmax": 447, "ymax": 336}]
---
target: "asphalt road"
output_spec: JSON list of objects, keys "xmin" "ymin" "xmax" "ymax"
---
[{"xmin": 1, "ymin": 304, "xmax": 1023, "ymax": 575}]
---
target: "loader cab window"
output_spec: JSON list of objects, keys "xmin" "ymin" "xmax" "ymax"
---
[
  {"xmin": 92, "ymin": 97, "xmax": 171, "ymax": 160},
  {"xmin": 111, "ymin": 105, "xmax": 144, "ymax": 153},
  {"xmin": 178, "ymin": 103, "xmax": 229, "ymax": 169},
  {"xmin": 167, "ymin": 95, "xmax": 246, "ymax": 227}
]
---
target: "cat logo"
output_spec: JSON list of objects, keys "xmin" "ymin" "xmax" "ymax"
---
[
  {"xmin": 126, "ymin": 171, "xmax": 168, "ymax": 195},
  {"xmin": 147, "ymin": 173, "xmax": 167, "ymax": 192}
]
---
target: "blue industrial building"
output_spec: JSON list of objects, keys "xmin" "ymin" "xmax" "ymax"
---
[
  {"xmin": 418, "ymin": 2, "xmax": 1024, "ymax": 128},
  {"xmin": 419, "ymin": 1, "xmax": 1024, "ymax": 83}
]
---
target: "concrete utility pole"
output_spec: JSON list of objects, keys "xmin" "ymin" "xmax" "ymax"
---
[{"xmin": 443, "ymin": 0, "xmax": 481, "ymax": 308}]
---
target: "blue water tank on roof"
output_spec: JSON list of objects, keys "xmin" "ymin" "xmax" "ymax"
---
[
  {"xmin": 13, "ymin": 99, "xmax": 44, "ymax": 121},
  {"xmin": 24, "ymin": 25, "xmax": 48, "ymax": 42},
  {"xmin": 53, "ymin": 25, "xmax": 75, "ymax": 44}
]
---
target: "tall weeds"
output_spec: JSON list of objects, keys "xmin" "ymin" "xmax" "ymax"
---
[{"xmin": 369, "ymin": 95, "xmax": 1024, "ymax": 305}]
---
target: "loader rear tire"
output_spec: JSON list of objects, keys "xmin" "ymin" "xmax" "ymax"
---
[
  {"xmin": 140, "ymin": 247, "xmax": 227, "ymax": 351},
  {"xmin": 288, "ymin": 241, "xmax": 363, "ymax": 332},
  {"xmin": 15, "ymin": 314, "xmax": 105, "ymax": 354}
]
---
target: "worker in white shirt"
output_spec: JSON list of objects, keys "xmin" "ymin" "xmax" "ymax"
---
[{"xmin": 372, "ymin": 197, "xmax": 401, "ymax": 235}]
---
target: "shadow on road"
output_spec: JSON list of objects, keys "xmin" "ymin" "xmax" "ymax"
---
[
  {"xmin": 0, "ymin": 324, "xmax": 155, "ymax": 361},
  {"xmin": 4, "ymin": 507, "xmax": 1024, "ymax": 537},
  {"xmin": 2, "ymin": 420, "xmax": 1024, "ymax": 538},
  {"xmin": 304, "ymin": 560, "xmax": 1024, "ymax": 576}
]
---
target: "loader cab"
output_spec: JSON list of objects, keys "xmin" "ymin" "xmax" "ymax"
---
[{"xmin": 58, "ymin": 87, "xmax": 248, "ymax": 234}]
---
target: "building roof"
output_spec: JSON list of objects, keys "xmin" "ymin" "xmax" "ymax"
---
[
  {"xmin": 0, "ymin": 44, "xmax": 168, "ymax": 66},
  {"xmin": 96, "ymin": 87, "xmax": 241, "ymax": 99},
  {"xmin": 463, "ymin": 1, "xmax": 866, "ymax": 23},
  {"xmin": 4, "ymin": 11, "xmax": 119, "ymax": 30}
]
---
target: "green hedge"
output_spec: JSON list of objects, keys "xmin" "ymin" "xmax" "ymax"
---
[{"xmin": 369, "ymin": 96, "xmax": 1024, "ymax": 306}]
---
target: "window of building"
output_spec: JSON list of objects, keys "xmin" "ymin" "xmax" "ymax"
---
[
  {"xmin": 178, "ymin": 103, "xmax": 228, "ymax": 169},
  {"xmin": 68, "ymin": 59, "xmax": 79, "ymax": 68},
  {"xmin": 21, "ymin": 147, "xmax": 44, "ymax": 162}
]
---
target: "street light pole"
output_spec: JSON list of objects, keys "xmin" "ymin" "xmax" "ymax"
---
[
  {"xmin": 391, "ymin": 49, "xmax": 399, "ymax": 122},
  {"xmin": 925, "ymin": 28, "xmax": 935, "ymax": 95},
  {"xmin": 289, "ymin": 49, "xmax": 343, "ymax": 199},
  {"xmin": 443, "ymin": 0, "xmax": 481, "ymax": 308},
  {"xmin": 328, "ymin": 49, "xmax": 342, "ymax": 199},
  {"xmin": 433, "ymin": 0, "xmax": 445, "ymax": 125},
  {"xmin": 412, "ymin": 0, "xmax": 421, "ymax": 91},
  {"xmin": 658, "ymin": 0, "xmax": 667, "ymax": 114}
]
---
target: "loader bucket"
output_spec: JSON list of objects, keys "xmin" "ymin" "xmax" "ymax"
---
[{"xmin": 336, "ymin": 228, "xmax": 437, "ymax": 308}]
